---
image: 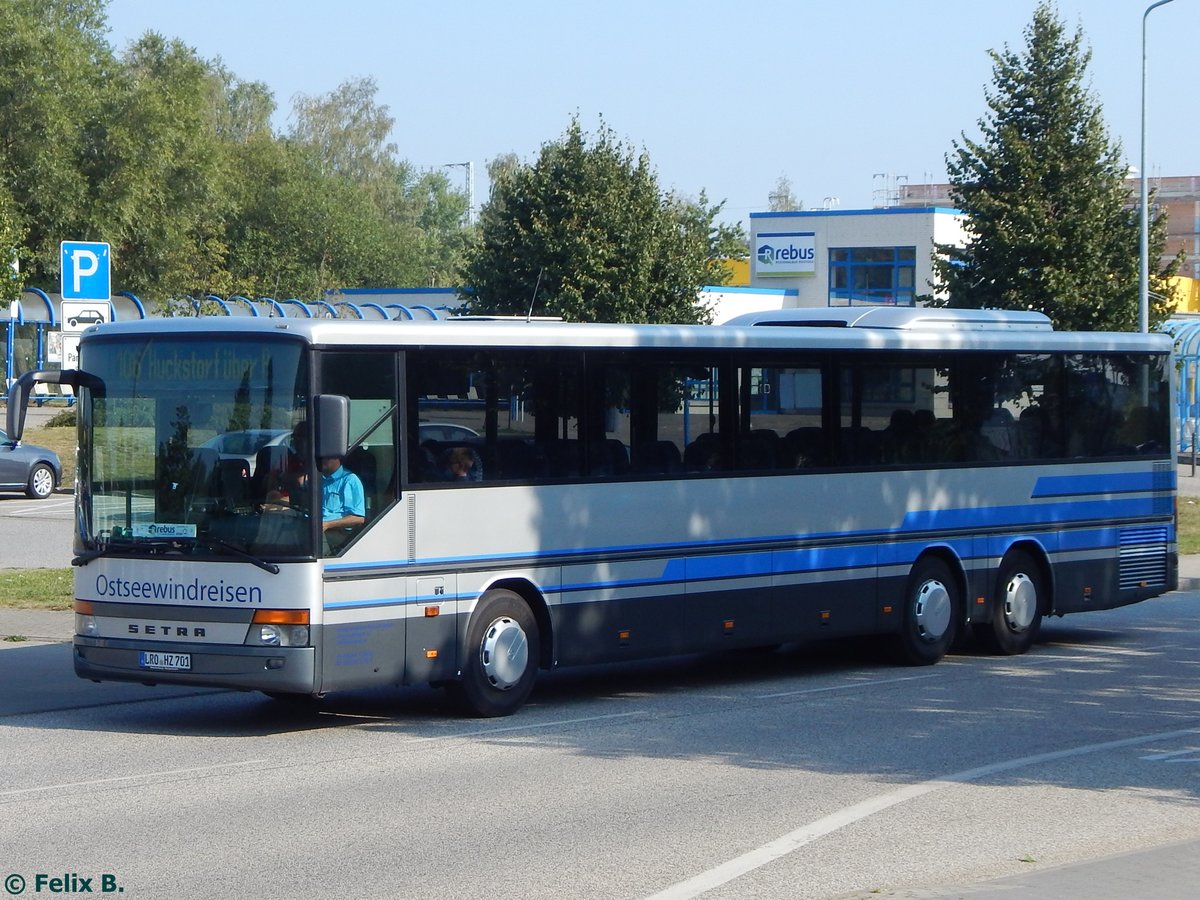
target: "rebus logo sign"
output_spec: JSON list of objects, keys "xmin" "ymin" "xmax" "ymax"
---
[
  {"xmin": 757, "ymin": 244, "xmax": 815, "ymax": 264},
  {"xmin": 754, "ymin": 231, "xmax": 816, "ymax": 277}
]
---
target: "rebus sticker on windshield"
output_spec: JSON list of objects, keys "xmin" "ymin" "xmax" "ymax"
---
[{"xmin": 131, "ymin": 523, "xmax": 197, "ymax": 539}]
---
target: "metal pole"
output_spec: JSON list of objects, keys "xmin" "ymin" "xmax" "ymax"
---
[
  {"xmin": 1140, "ymin": 0, "xmax": 1176, "ymax": 334},
  {"xmin": 444, "ymin": 162, "xmax": 474, "ymax": 226}
]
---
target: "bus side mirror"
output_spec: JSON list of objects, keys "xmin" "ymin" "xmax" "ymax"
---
[
  {"xmin": 315, "ymin": 394, "xmax": 350, "ymax": 460},
  {"xmin": 5, "ymin": 369, "xmax": 84, "ymax": 443}
]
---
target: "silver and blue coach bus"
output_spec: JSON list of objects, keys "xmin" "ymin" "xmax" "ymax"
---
[{"xmin": 5, "ymin": 307, "xmax": 1177, "ymax": 716}]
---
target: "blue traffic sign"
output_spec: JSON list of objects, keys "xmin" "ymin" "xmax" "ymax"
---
[{"xmin": 60, "ymin": 240, "xmax": 111, "ymax": 300}]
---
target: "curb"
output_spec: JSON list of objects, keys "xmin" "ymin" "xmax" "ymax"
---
[{"xmin": 0, "ymin": 610, "xmax": 74, "ymax": 644}]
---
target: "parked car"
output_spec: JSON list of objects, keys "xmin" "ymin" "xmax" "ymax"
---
[
  {"xmin": 418, "ymin": 423, "xmax": 480, "ymax": 443},
  {"xmin": 0, "ymin": 429, "xmax": 62, "ymax": 499},
  {"xmin": 199, "ymin": 428, "xmax": 292, "ymax": 476}
]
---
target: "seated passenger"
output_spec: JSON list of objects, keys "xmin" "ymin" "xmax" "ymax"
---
[{"xmin": 439, "ymin": 446, "xmax": 482, "ymax": 482}]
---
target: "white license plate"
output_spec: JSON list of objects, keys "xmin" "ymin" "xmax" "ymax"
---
[{"xmin": 139, "ymin": 651, "xmax": 192, "ymax": 671}]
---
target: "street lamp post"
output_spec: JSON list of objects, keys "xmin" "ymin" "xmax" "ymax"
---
[
  {"xmin": 1140, "ymin": 0, "xmax": 1176, "ymax": 333},
  {"xmin": 444, "ymin": 162, "xmax": 475, "ymax": 227}
]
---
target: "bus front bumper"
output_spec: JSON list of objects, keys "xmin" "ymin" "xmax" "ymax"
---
[{"xmin": 73, "ymin": 637, "xmax": 317, "ymax": 695}]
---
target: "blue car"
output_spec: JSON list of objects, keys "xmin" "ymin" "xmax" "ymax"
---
[{"xmin": 0, "ymin": 428, "xmax": 62, "ymax": 499}]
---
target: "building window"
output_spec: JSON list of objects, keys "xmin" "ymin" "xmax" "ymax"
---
[{"xmin": 829, "ymin": 247, "xmax": 916, "ymax": 306}]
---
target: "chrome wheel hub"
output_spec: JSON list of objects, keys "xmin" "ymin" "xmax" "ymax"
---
[
  {"xmin": 1003, "ymin": 573, "xmax": 1037, "ymax": 632},
  {"xmin": 479, "ymin": 616, "xmax": 529, "ymax": 691},
  {"xmin": 914, "ymin": 579, "xmax": 952, "ymax": 642}
]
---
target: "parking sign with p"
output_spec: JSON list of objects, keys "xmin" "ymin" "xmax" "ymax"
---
[{"xmin": 60, "ymin": 240, "xmax": 111, "ymax": 300}]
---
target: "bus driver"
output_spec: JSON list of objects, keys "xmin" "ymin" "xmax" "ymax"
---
[{"xmin": 320, "ymin": 455, "xmax": 365, "ymax": 552}]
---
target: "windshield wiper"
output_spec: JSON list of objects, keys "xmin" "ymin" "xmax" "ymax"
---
[
  {"xmin": 73, "ymin": 536, "xmax": 280, "ymax": 574},
  {"xmin": 192, "ymin": 536, "xmax": 280, "ymax": 575},
  {"xmin": 72, "ymin": 538, "xmax": 182, "ymax": 567}
]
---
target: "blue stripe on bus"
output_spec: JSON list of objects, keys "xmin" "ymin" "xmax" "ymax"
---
[
  {"xmin": 325, "ymin": 496, "xmax": 1170, "ymax": 577},
  {"xmin": 1032, "ymin": 472, "xmax": 1173, "ymax": 498},
  {"xmin": 900, "ymin": 497, "xmax": 1161, "ymax": 531},
  {"xmin": 328, "ymin": 518, "xmax": 1175, "ymax": 605},
  {"xmin": 325, "ymin": 597, "xmax": 407, "ymax": 611}
]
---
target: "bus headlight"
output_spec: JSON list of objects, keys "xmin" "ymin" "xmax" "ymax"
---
[
  {"xmin": 245, "ymin": 610, "xmax": 310, "ymax": 647},
  {"xmin": 74, "ymin": 599, "xmax": 97, "ymax": 637}
]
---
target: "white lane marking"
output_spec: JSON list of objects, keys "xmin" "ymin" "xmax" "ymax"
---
[
  {"xmin": 318, "ymin": 710, "xmax": 640, "ymax": 738},
  {"xmin": 0, "ymin": 759, "xmax": 269, "ymax": 800},
  {"xmin": 645, "ymin": 726, "xmax": 1200, "ymax": 900},
  {"xmin": 2, "ymin": 499, "xmax": 74, "ymax": 517},
  {"xmin": 755, "ymin": 673, "xmax": 938, "ymax": 699},
  {"xmin": 1140, "ymin": 747, "xmax": 1200, "ymax": 761},
  {"xmin": 1, "ymin": 713, "xmax": 639, "ymax": 803}
]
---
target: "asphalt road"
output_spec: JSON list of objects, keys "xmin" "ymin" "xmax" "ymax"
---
[
  {"xmin": 2, "ymin": 594, "xmax": 1199, "ymax": 900},
  {"xmin": 0, "ymin": 403, "xmax": 75, "ymax": 569},
  {"xmin": 0, "ymin": 492, "xmax": 75, "ymax": 569}
]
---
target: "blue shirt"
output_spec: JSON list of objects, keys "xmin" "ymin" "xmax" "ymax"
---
[{"xmin": 321, "ymin": 463, "xmax": 365, "ymax": 522}]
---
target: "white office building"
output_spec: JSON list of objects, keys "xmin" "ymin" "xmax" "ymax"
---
[{"xmin": 706, "ymin": 207, "xmax": 967, "ymax": 322}]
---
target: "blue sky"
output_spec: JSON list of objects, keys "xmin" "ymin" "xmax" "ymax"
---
[{"xmin": 103, "ymin": 0, "xmax": 1197, "ymax": 227}]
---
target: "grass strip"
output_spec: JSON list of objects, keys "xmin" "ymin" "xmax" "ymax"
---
[{"xmin": 0, "ymin": 568, "xmax": 74, "ymax": 610}]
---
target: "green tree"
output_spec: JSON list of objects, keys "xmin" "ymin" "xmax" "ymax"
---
[
  {"xmin": 410, "ymin": 169, "xmax": 472, "ymax": 287},
  {"xmin": 933, "ymin": 2, "xmax": 1178, "ymax": 331},
  {"xmin": 95, "ymin": 33, "xmax": 236, "ymax": 300},
  {"xmin": 0, "ymin": 184, "xmax": 27, "ymax": 304},
  {"xmin": 464, "ymin": 119, "xmax": 740, "ymax": 324},
  {"xmin": 281, "ymin": 77, "xmax": 471, "ymax": 293},
  {"xmin": 0, "ymin": 0, "xmax": 111, "ymax": 284},
  {"xmin": 223, "ymin": 138, "xmax": 397, "ymax": 299},
  {"xmin": 208, "ymin": 63, "xmax": 275, "ymax": 144},
  {"xmin": 289, "ymin": 76, "xmax": 397, "ymax": 189},
  {"xmin": 0, "ymin": 5, "xmax": 470, "ymax": 305}
]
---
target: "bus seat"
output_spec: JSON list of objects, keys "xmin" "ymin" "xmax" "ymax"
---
[
  {"xmin": 252, "ymin": 444, "xmax": 293, "ymax": 500},
  {"xmin": 631, "ymin": 440, "xmax": 682, "ymax": 474},
  {"xmin": 739, "ymin": 430, "xmax": 779, "ymax": 470},
  {"xmin": 344, "ymin": 446, "xmax": 380, "ymax": 515},
  {"xmin": 585, "ymin": 440, "xmax": 629, "ymax": 477},
  {"xmin": 218, "ymin": 458, "xmax": 251, "ymax": 510},
  {"xmin": 785, "ymin": 427, "xmax": 827, "ymax": 467},
  {"xmin": 492, "ymin": 439, "xmax": 543, "ymax": 479},
  {"xmin": 684, "ymin": 433, "xmax": 722, "ymax": 472},
  {"xmin": 542, "ymin": 439, "xmax": 581, "ymax": 478},
  {"xmin": 344, "ymin": 446, "xmax": 378, "ymax": 492},
  {"xmin": 186, "ymin": 448, "xmax": 221, "ymax": 515}
]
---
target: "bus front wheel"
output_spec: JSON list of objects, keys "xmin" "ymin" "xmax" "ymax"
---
[
  {"xmin": 454, "ymin": 590, "xmax": 540, "ymax": 717},
  {"xmin": 975, "ymin": 551, "xmax": 1044, "ymax": 655},
  {"xmin": 892, "ymin": 557, "xmax": 959, "ymax": 666}
]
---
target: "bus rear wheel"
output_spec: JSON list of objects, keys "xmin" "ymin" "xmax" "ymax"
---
[
  {"xmin": 892, "ymin": 557, "xmax": 959, "ymax": 666},
  {"xmin": 453, "ymin": 589, "xmax": 540, "ymax": 717},
  {"xmin": 975, "ymin": 550, "xmax": 1044, "ymax": 655}
]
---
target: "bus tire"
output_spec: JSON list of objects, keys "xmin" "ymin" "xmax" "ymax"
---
[
  {"xmin": 454, "ymin": 589, "xmax": 539, "ymax": 717},
  {"xmin": 976, "ymin": 550, "xmax": 1044, "ymax": 655},
  {"xmin": 892, "ymin": 556, "xmax": 959, "ymax": 666}
]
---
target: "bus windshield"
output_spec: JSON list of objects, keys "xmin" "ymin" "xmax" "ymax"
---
[{"xmin": 78, "ymin": 335, "xmax": 313, "ymax": 560}]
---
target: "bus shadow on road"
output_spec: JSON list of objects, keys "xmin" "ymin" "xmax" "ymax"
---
[{"xmin": 7, "ymin": 610, "xmax": 1198, "ymax": 751}]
